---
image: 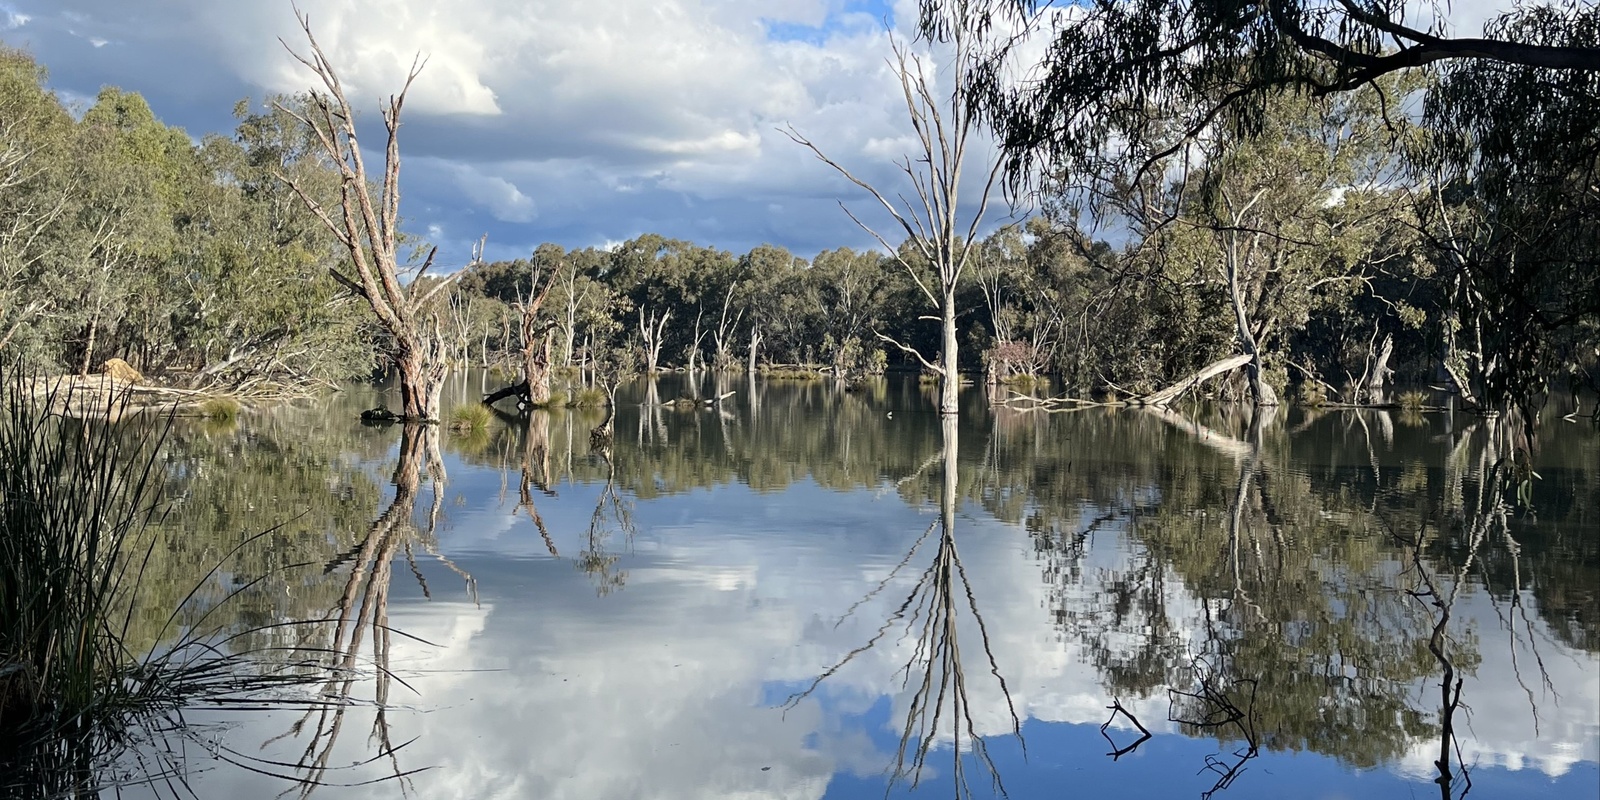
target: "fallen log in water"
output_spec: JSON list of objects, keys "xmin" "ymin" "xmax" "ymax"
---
[
  {"xmin": 1136, "ymin": 354, "xmax": 1253, "ymax": 407},
  {"xmin": 23, "ymin": 372, "xmax": 233, "ymax": 420}
]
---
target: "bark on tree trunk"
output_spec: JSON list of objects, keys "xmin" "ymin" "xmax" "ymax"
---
[
  {"xmin": 1227, "ymin": 266, "xmax": 1278, "ymax": 407},
  {"xmin": 524, "ymin": 330, "xmax": 553, "ymax": 406},
  {"xmin": 747, "ymin": 324, "xmax": 762, "ymax": 376},
  {"xmin": 686, "ymin": 307, "xmax": 705, "ymax": 374},
  {"xmin": 1367, "ymin": 333, "xmax": 1394, "ymax": 404},
  {"xmin": 940, "ymin": 287, "xmax": 959, "ymax": 415},
  {"xmin": 80, "ymin": 313, "xmax": 99, "ymax": 377},
  {"xmin": 396, "ymin": 345, "xmax": 447, "ymax": 422}
]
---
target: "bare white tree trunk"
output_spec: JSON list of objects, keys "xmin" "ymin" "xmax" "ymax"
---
[
  {"xmin": 639, "ymin": 306, "xmax": 671, "ymax": 373},
  {"xmin": 786, "ymin": 25, "xmax": 1000, "ymax": 415},
  {"xmin": 747, "ymin": 324, "xmax": 762, "ymax": 376},
  {"xmin": 713, "ymin": 287, "xmax": 742, "ymax": 370}
]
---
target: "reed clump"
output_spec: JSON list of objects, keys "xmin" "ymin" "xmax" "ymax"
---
[
  {"xmin": 448, "ymin": 403, "xmax": 492, "ymax": 433},
  {"xmin": 0, "ymin": 376, "xmax": 344, "ymax": 793},
  {"xmin": 1397, "ymin": 389, "xmax": 1429, "ymax": 411},
  {"xmin": 0, "ymin": 384, "xmax": 168, "ymax": 739},
  {"xmin": 571, "ymin": 387, "xmax": 607, "ymax": 407}
]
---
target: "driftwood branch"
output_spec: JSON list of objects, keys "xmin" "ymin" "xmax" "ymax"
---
[{"xmin": 1138, "ymin": 354, "xmax": 1253, "ymax": 407}]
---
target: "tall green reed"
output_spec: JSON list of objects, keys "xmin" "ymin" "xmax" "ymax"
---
[
  {"xmin": 0, "ymin": 381, "xmax": 166, "ymax": 735},
  {"xmin": 0, "ymin": 376, "xmax": 363, "ymax": 797}
]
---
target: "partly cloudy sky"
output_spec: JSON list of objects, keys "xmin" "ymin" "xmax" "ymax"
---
[{"xmin": 0, "ymin": 0, "xmax": 1518, "ymax": 266}]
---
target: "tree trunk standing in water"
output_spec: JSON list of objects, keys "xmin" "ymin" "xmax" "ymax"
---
[
  {"xmin": 786, "ymin": 23, "xmax": 1001, "ymax": 416},
  {"xmin": 276, "ymin": 12, "xmax": 460, "ymax": 422},
  {"xmin": 523, "ymin": 327, "xmax": 554, "ymax": 406},
  {"xmin": 940, "ymin": 285, "xmax": 960, "ymax": 412},
  {"xmin": 639, "ymin": 307, "xmax": 670, "ymax": 373},
  {"xmin": 518, "ymin": 264, "xmax": 556, "ymax": 406}
]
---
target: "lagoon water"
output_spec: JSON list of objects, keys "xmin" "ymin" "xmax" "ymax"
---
[{"xmin": 107, "ymin": 374, "xmax": 1599, "ymax": 798}]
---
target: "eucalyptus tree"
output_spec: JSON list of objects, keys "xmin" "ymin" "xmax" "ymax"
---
[
  {"xmin": 921, "ymin": 0, "xmax": 1600, "ymax": 188},
  {"xmin": 171, "ymin": 99, "xmax": 373, "ymax": 389},
  {"xmin": 62, "ymin": 87, "xmax": 200, "ymax": 375},
  {"xmin": 0, "ymin": 47, "xmax": 73, "ymax": 360},
  {"xmin": 276, "ymin": 12, "xmax": 459, "ymax": 421},
  {"xmin": 1417, "ymin": 8, "xmax": 1600, "ymax": 410},
  {"xmin": 787, "ymin": 20, "xmax": 1003, "ymax": 414},
  {"xmin": 736, "ymin": 243, "xmax": 816, "ymax": 367},
  {"xmin": 922, "ymin": 0, "xmax": 1600, "ymax": 410},
  {"xmin": 811, "ymin": 247, "xmax": 895, "ymax": 374},
  {"xmin": 548, "ymin": 247, "xmax": 616, "ymax": 370},
  {"xmin": 1178, "ymin": 83, "xmax": 1416, "ymax": 406},
  {"xmin": 608, "ymin": 234, "xmax": 700, "ymax": 373}
]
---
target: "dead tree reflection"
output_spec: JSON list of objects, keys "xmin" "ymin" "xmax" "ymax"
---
[
  {"xmin": 231, "ymin": 424, "xmax": 460, "ymax": 797},
  {"xmin": 787, "ymin": 415, "xmax": 1021, "ymax": 798},
  {"xmin": 512, "ymin": 410, "xmax": 560, "ymax": 558},
  {"xmin": 1391, "ymin": 452, "xmax": 1520, "ymax": 800},
  {"xmin": 578, "ymin": 439, "xmax": 635, "ymax": 596}
]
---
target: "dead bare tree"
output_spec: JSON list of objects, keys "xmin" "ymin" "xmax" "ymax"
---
[
  {"xmin": 276, "ymin": 9, "xmax": 461, "ymax": 422},
  {"xmin": 786, "ymin": 24, "xmax": 1003, "ymax": 415}
]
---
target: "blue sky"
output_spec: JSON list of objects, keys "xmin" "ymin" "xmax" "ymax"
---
[
  {"xmin": 0, "ymin": 0, "xmax": 1517, "ymax": 270},
  {"xmin": 0, "ymin": 0, "xmax": 998, "ymax": 267}
]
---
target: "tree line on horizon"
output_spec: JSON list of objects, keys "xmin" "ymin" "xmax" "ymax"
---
[{"xmin": 1, "ymin": 42, "xmax": 1595, "ymax": 411}]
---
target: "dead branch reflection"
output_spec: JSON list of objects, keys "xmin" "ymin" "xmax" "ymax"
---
[
  {"xmin": 226, "ymin": 424, "xmax": 461, "ymax": 798},
  {"xmin": 579, "ymin": 434, "xmax": 635, "ymax": 596},
  {"xmin": 787, "ymin": 414, "xmax": 1021, "ymax": 798}
]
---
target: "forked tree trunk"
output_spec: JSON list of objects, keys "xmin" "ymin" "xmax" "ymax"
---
[
  {"xmin": 686, "ymin": 307, "xmax": 705, "ymax": 374},
  {"xmin": 1225, "ymin": 246, "xmax": 1278, "ymax": 407},
  {"xmin": 639, "ymin": 307, "xmax": 670, "ymax": 373},
  {"xmin": 278, "ymin": 14, "xmax": 460, "ymax": 422}
]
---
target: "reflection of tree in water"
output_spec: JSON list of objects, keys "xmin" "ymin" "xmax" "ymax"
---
[
  {"xmin": 1029, "ymin": 406, "xmax": 1436, "ymax": 786},
  {"xmin": 1391, "ymin": 427, "xmax": 1566, "ymax": 800},
  {"xmin": 228, "ymin": 424, "xmax": 468, "ymax": 797},
  {"xmin": 788, "ymin": 415, "xmax": 1020, "ymax": 798},
  {"xmin": 998, "ymin": 400, "xmax": 1593, "ymax": 796},
  {"xmin": 578, "ymin": 438, "xmax": 635, "ymax": 596},
  {"xmin": 489, "ymin": 409, "xmax": 635, "ymax": 595}
]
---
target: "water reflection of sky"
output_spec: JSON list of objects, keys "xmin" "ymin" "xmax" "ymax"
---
[{"xmin": 155, "ymin": 460, "xmax": 1598, "ymax": 800}]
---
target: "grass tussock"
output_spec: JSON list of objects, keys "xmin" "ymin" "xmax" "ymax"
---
[
  {"xmin": 765, "ymin": 368, "xmax": 823, "ymax": 381},
  {"xmin": 1397, "ymin": 390, "xmax": 1429, "ymax": 411},
  {"xmin": 199, "ymin": 396, "xmax": 240, "ymax": 421},
  {"xmin": 540, "ymin": 389, "xmax": 572, "ymax": 408},
  {"xmin": 571, "ymin": 387, "xmax": 607, "ymax": 407},
  {"xmin": 448, "ymin": 403, "xmax": 492, "ymax": 433},
  {"xmin": 1000, "ymin": 373, "xmax": 1049, "ymax": 392}
]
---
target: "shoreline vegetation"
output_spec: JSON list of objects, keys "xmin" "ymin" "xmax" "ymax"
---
[
  {"xmin": 1, "ymin": 39, "xmax": 1593, "ymax": 428},
  {"xmin": 0, "ymin": 375, "xmax": 394, "ymax": 797}
]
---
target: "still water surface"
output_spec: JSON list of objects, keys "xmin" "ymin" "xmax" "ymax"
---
[{"xmin": 122, "ymin": 374, "xmax": 1599, "ymax": 798}]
